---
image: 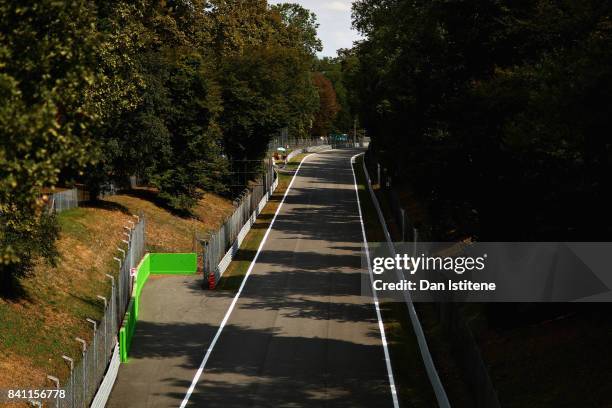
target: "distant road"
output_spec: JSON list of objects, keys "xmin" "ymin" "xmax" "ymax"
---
[{"xmin": 108, "ymin": 149, "xmax": 395, "ymax": 408}]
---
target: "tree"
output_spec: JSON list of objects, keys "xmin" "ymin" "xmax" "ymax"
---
[
  {"xmin": 110, "ymin": 3, "xmax": 228, "ymax": 211},
  {"xmin": 272, "ymin": 3, "xmax": 323, "ymax": 57},
  {"xmin": 0, "ymin": 1, "xmax": 100, "ymax": 293},
  {"xmin": 349, "ymin": 0, "xmax": 612, "ymax": 240},
  {"xmin": 208, "ymin": 0, "xmax": 275, "ymax": 57},
  {"xmin": 1, "ymin": 0, "xmax": 325, "ymax": 293},
  {"xmin": 146, "ymin": 51, "xmax": 227, "ymax": 210},
  {"xmin": 213, "ymin": 1, "xmax": 321, "ymax": 161},
  {"xmin": 311, "ymin": 73, "xmax": 340, "ymax": 136},
  {"xmin": 221, "ymin": 45, "xmax": 318, "ymax": 160}
]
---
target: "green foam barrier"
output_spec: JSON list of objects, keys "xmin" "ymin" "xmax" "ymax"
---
[
  {"xmin": 119, "ymin": 252, "xmax": 197, "ymax": 363},
  {"xmin": 119, "ymin": 299, "xmax": 136, "ymax": 362},
  {"xmin": 149, "ymin": 253, "xmax": 197, "ymax": 275}
]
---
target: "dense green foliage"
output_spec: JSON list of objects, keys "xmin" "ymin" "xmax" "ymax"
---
[
  {"xmin": 1, "ymin": 0, "xmax": 321, "ymax": 292},
  {"xmin": 349, "ymin": 0, "xmax": 612, "ymax": 240},
  {"xmin": 1, "ymin": 0, "xmax": 100, "ymax": 291}
]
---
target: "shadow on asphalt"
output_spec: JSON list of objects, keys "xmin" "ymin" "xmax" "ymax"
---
[
  {"xmin": 131, "ymin": 321, "xmax": 389, "ymax": 408},
  {"xmin": 109, "ymin": 150, "xmax": 393, "ymax": 408}
]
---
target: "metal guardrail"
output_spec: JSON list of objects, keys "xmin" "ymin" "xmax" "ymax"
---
[
  {"xmin": 359, "ymin": 154, "xmax": 451, "ymax": 408},
  {"xmin": 364, "ymin": 152, "xmax": 502, "ymax": 408},
  {"xmin": 89, "ymin": 344, "xmax": 120, "ymax": 408}
]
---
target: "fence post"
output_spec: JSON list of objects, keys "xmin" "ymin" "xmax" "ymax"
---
[
  {"xmin": 75, "ymin": 338, "xmax": 86, "ymax": 405},
  {"xmin": 105, "ymin": 274, "xmax": 115, "ymax": 330},
  {"xmin": 61, "ymin": 356, "xmax": 74, "ymax": 408},
  {"xmin": 47, "ymin": 375, "xmax": 60, "ymax": 408},
  {"xmin": 97, "ymin": 296, "xmax": 108, "ymax": 358},
  {"xmin": 203, "ymin": 239, "xmax": 210, "ymax": 288}
]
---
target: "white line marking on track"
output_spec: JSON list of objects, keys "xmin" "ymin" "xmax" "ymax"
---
[
  {"xmin": 179, "ymin": 153, "xmax": 317, "ymax": 408},
  {"xmin": 350, "ymin": 153, "xmax": 400, "ymax": 408}
]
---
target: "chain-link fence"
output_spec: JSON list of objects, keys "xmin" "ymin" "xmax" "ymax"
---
[
  {"xmin": 201, "ymin": 159, "xmax": 276, "ymax": 288},
  {"xmin": 228, "ymin": 158, "xmax": 275, "ymax": 189},
  {"xmin": 46, "ymin": 213, "xmax": 145, "ymax": 408},
  {"xmin": 48, "ymin": 188, "xmax": 79, "ymax": 213},
  {"xmin": 267, "ymin": 128, "xmax": 329, "ymax": 152},
  {"xmin": 45, "ymin": 187, "xmax": 92, "ymax": 214}
]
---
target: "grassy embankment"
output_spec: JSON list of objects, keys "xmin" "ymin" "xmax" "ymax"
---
[{"xmin": 0, "ymin": 190, "xmax": 233, "ymax": 391}]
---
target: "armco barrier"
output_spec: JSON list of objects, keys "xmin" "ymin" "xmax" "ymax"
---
[
  {"xmin": 90, "ymin": 344, "xmax": 120, "ymax": 408},
  {"xmin": 358, "ymin": 154, "xmax": 451, "ymax": 408},
  {"xmin": 119, "ymin": 253, "xmax": 197, "ymax": 362}
]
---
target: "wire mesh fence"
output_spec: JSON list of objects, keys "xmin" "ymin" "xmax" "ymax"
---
[
  {"xmin": 47, "ymin": 213, "xmax": 145, "ymax": 408},
  {"xmin": 267, "ymin": 128, "xmax": 329, "ymax": 152},
  {"xmin": 45, "ymin": 187, "xmax": 92, "ymax": 214},
  {"xmin": 201, "ymin": 159, "xmax": 275, "ymax": 287},
  {"xmin": 228, "ymin": 158, "xmax": 274, "ymax": 189},
  {"xmin": 49, "ymin": 188, "xmax": 79, "ymax": 213}
]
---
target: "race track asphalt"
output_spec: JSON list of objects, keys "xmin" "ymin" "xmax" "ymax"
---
[{"xmin": 107, "ymin": 149, "xmax": 395, "ymax": 408}]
